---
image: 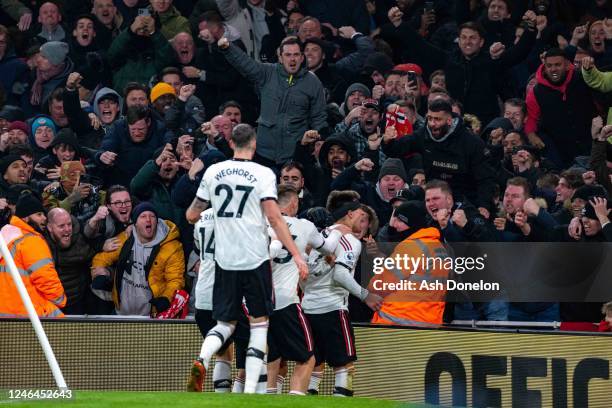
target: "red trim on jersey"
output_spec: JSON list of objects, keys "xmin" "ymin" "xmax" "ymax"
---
[
  {"xmin": 296, "ymin": 304, "xmax": 314, "ymax": 352},
  {"xmin": 340, "ymin": 236, "xmax": 352, "ymax": 252},
  {"xmin": 241, "ymin": 303, "xmax": 250, "ymax": 317},
  {"xmin": 339, "ymin": 310, "xmax": 355, "ymax": 356}
]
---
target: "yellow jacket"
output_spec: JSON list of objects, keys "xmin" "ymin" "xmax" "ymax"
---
[
  {"xmin": 0, "ymin": 216, "xmax": 66, "ymax": 317},
  {"xmin": 91, "ymin": 219, "xmax": 185, "ymax": 311},
  {"xmin": 370, "ymin": 227, "xmax": 449, "ymax": 326},
  {"xmin": 582, "ymin": 66, "xmax": 612, "ymax": 125}
]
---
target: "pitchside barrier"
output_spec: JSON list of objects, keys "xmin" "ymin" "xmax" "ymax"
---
[{"xmin": 1, "ymin": 318, "xmax": 610, "ymax": 407}]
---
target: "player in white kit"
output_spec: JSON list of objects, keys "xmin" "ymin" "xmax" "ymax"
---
[
  {"xmin": 266, "ymin": 186, "xmax": 350, "ymax": 395},
  {"xmin": 186, "ymin": 124, "xmax": 307, "ymax": 394},
  {"xmin": 188, "ymin": 208, "xmax": 233, "ymax": 392},
  {"xmin": 301, "ymin": 191, "xmax": 383, "ymax": 397}
]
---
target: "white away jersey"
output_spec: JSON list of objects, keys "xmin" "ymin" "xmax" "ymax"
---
[
  {"xmin": 196, "ymin": 159, "xmax": 277, "ymax": 270},
  {"xmin": 270, "ymin": 216, "xmax": 341, "ymax": 310},
  {"xmin": 193, "ymin": 209, "xmax": 215, "ymax": 310},
  {"xmin": 301, "ymin": 225, "xmax": 362, "ymax": 314}
]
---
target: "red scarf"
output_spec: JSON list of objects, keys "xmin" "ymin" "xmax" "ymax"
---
[{"xmin": 30, "ymin": 63, "xmax": 65, "ymax": 106}]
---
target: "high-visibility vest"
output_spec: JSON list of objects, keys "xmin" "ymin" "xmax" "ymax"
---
[
  {"xmin": 370, "ymin": 227, "xmax": 449, "ymax": 326},
  {"xmin": 0, "ymin": 216, "xmax": 65, "ymax": 318}
]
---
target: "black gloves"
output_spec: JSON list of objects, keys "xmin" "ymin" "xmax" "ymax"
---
[
  {"xmin": 91, "ymin": 275, "xmax": 112, "ymax": 291},
  {"xmin": 149, "ymin": 297, "xmax": 170, "ymax": 312}
]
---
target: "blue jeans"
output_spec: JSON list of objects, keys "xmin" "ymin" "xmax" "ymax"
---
[
  {"xmin": 508, "ymin": 303, "xmax": 560, "ymax": 322},
  {"xmin": 453, "ymin": 301, "xmax": 509, "ymax": 321}
]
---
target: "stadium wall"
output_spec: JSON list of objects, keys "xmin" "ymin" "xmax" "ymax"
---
[{"xmin": 1, "ymin": 319, "xmax": 610, "ymax": 407}]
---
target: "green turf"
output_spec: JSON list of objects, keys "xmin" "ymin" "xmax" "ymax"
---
[{"xmin": 8, "ymin": 391, "xmax": 426, "ymax": 408}]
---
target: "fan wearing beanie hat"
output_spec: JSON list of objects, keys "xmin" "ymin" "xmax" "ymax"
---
[
  {"xmin": 342, "ymin": 83, "xmax": 371, "ymax": 115},
  {"xmin": 377, "ymin": 158, "xmax": 408, "ymax": 201},
  {"xmin": 7, "ymin": 121, "xmax": 30, "ymax": 147},
  {"xmin": 15, "ymin": 192, "xmax": 47, "ymax": 232},
  {"xmin": 0, "ymin": 154, "xmax": 28, "ymax": 185},
  {"xmin": 40, "ymin": 41, "xmax": 70, "ymax": 66},
  {"xmin": 0, "ymin": 190, "xmax": 67, "ymax": 318},
  {"xmin": 580, "ymin": 197, "xmax": 612, "ymax": 241},
  {"xmin": 333, "ymin": 157, "xmax": 408, "ymax": 226},
  {"xmin": 31, "ymin": 41, "xmax": 72, "ymax": 106},
  {"xmin": 90, "ymin": 200, "xmax": 185, "ymax": 316},
  {"xmin": 30, "ymin": 116, "xmax": 57, "ymax": 152},
  {"xmin": 150, "ymin": 82, "xmax": 176, "ymax": 115},
  {"xmin": 369, "ymin": 199, "xmax": 448, "ymax": 326}
]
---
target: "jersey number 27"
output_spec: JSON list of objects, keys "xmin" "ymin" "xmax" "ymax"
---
[{"xmin": 215, "ymin": 184, "xmax": 254, "ymax": 218}]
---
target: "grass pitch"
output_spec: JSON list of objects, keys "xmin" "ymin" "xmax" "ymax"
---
[{"xmin": 9, "ymin": 391, "xmax": 424, "ymax": 408}]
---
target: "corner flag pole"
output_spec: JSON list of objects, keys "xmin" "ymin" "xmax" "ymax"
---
[{"xmin": 0, "ymin": 233, "xmax": 67, "ymax": 389}]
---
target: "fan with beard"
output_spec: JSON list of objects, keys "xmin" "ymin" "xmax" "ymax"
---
[{"xmin": 15, "ymin": 192, "xmax": 47, "ymax": 233}]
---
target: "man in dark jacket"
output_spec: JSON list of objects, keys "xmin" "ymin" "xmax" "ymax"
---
[
  {"xmin": 303, "ymin": 28, "xmax": 375, "ymax": 104},
  {"xmin": 95, "ymin": 105, "xmax": 167, "ymax": 186},
  {"xmin": 45, "ymin": 207, "xmax": 96, "ymax": 314},
  {"xmin": 382, "ymin": 9, "xmax": 538, "ymax": 126},
  {"xmin": 331, "ymin": 157, "xmax": 409, "ymax": 224},
  {"xmin": 382, "ymin": 99, "xmax": 497, "ymax": 217},
  {"xmin": 130, "ymin": 144, "xmax": 183, "ymax": 227},
  {"xmin": 525, "ymin": 48, "xmax": 596, "ymax": 168},
  {"xmin": 178, "ymin": 12, "xmax": 258, "ymax": 123},
  {"xmin": 219, "ymin": 36, "xmax": 327, "ymax": 167},
  {"xmin": 293, "ymin": 131, "xmax": 356, "ymax": 207},
  {"xmin": 0, "ymin": 25, "xmax": 28, "ymax": 106}
]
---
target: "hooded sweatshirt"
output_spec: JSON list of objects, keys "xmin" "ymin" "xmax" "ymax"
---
[
  {"xmin": 118, "ymin": 219, "xmax": 169, "ymax": 316},
  {"xmin": 93, "ymin": 87, "xmax": 123, "ymax": 130}
]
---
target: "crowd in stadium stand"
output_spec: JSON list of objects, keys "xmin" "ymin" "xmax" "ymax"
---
[{"xmin": 0, "ymin": 0, "xmax": 610, "ymax": 326}]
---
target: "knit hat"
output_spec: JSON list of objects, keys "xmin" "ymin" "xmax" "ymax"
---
[
  {"xmin": 0, "ymin": 154, "xmax": 26, "ymax": 176},
  {"xmin": 378, "ymin": 158, "xmax": 407, "ymax": 182},
  {"xmin": 581, "ymin": 202, "xmax": 611, "ymax": 221},
  {"xmin": 15, "ymin": 193, "xmax": 45, "ymax": 218},
  {"xmin": 363, "ymin": 52, "xmax": 394, "ymax": 75},
  {"xmin": 40, "ymin": 41, "xmax": 69, "ymax": 66},
  {"xmin": 482, "ymin": 117, "xmax": 514, "ymax": 139},
  {"xmin": 390, "ymin": 185, "xmax": 425, "ymax": 205},
  {"xmin": 572, "ymin": 185, "xmax": 609, "ymax": 202},
  {"xmin": 394, "ymin": 63, "xmax": 423, "ymax": 76},
  {"xmin": 49, "ymin": 128, "xmax": 80, "ymax": 152},
  {"xmin": 131, "ymin": 202, "xmax": 158, "ymax": 223},
  {"xmin": 6, "ymin": 184, "xmax": 34, "ymax": 205},
  {"xmin": 31, "ymin": 116, "xmax": 57, "ymax": 136},
  {"xmin": 199, "ymin": 149, "xmax": 226, "ymax": 169},
  {"xmin": 8, "ymin": 121, "xmax": 29, "ymax": 135},
  {"xmin": 393, "ymin": 200, "xmax": 427, "ymax": 230},
  {"xmin": 345, "ymin": 83, "xmax": 371, "ymax": 100},
  {"xmin": 0, "ymin": 106, "xmax": 25, "ymax": 122},
  {"xmin": 150, "ymin": 82, "xmax": 176, "ymax": 103}
]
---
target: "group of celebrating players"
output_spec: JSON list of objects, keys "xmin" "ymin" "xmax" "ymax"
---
[{"xmin": 184, "ymin": 123, "xmax": 383, "ymax": 396}]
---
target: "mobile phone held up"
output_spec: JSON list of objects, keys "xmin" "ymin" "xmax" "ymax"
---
[{"xmin": 138, "ymin": 8, "xmax": 150, "ymax": 17}]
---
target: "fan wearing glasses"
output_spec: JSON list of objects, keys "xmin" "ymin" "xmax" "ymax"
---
[{"xmin": 84, "ymin": 184, "xmax": 133, "ymax": 251}]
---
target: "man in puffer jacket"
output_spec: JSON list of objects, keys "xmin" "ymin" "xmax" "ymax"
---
[{"xmin": 90, "ymin": 202, "xmax": 185, "ymax": 316}]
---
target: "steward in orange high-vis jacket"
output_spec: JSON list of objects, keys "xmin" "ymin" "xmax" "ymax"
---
[
  {"xmin": 0, "ymin": 194, "xmax": 66, "ymax": 317},
  {"xmin": 369, "ymin": 201, "xmax": 449, "ymax": 326}
]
